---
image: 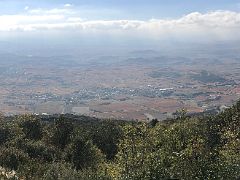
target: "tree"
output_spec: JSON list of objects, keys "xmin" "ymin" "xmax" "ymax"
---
[
  {"xmin": 64, "ymin": 136, "xmax": 104, "ymax": 170},
  {"xmin": 50, "ymin": 115, "xmax": 73, "ymax": 149},
  {"xmin": 113, "ymin": 123, "xmax": 154, "ymax": 179},
  {"xmin": 17, "ymin": 115, "xmax": 43, "ymax": 140},
  {"xmin": 0, "ymin": 146, "xmax": 29, "ymax": 170},
  {"xmin": 42, "ymin": 162, "xmax": 80, "ymax": 180},
  {"xmin": 23, "ymin": 140, "xmax": 58, "ymax": 162},
  {"xmin": 92, "ymin": 120, "xmax": 123, "ymax": 160},
  {"xmin": 0, "ymin": 118, "xmax": 10, "ymax": 145}
]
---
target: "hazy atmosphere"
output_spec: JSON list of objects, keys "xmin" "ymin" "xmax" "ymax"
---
[
  {"xmin": 1, "ymin": 0, "xmax": 240, "ymax": 45},
  {"xmin": 0, "ymin": 1, "xmax": 239, "ymax": 179},
  {"xmin": 0, "ymin": 0, "xmax": 240, "ymax": 118}
]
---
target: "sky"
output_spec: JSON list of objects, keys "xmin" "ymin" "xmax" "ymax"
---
[{"xmin": 0, "ymin": 0, "xmax": 240, "ymax": 47}]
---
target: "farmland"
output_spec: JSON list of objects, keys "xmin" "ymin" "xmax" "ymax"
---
[{"xmin": 0, "ymin": 47, "xmax": 240, "ymax": 120}]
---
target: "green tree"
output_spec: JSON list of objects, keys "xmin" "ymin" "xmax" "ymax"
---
[
  {"xmin": 113, "ymin": 123, "xmax": 153, "ymax": 179},
  {"xmin": 50, "ymin": 115, "xmax": 74, "ymax": 149},
  {"xmin": 0, "ymin": 146, "xmax": 29, "ymax": 170},
  {"xmin": 42, "ymin": 162, "xmax": 80, "ymax": 180},
  {"xmin": 92, "ymin": 120, "xmax": 123, "ymax": 160},
  {"xmin": 17, "ymin": 115, "xmax": 43, "ymax": 140},
  {"xmin": 0, "ymin": 118, "xmax": 10, "ymax": 145},
  {"xmin": 64, "ymin": 136, "xmax": 104, "ymax": 170},
  {"xmin": 23, "ymin": 140, "xmax": 58, "ymax": 162}
]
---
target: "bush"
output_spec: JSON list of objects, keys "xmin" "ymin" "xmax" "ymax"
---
[{"xmin": 0, "ymin": 147, "xmax": 29, "ymax": 170}]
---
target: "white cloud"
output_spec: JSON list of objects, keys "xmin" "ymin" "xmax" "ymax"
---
[
  {"xmin": 0, "ymin": 8, "xmax": 240, "ymax": 41},
  {"xmin": 67, "ymin": 17, "xmax": 83, "ymax": 22},
  {"xmin": 28, "ymin": 8, "xmax": 73, "ymax": 15},
  {"xmin": 24, "ymin": 6, "xmax": 29, "ymax": 11},
  {"xmin": 64, "ymin": 4, "xmax": 73, "ymax": 8}
]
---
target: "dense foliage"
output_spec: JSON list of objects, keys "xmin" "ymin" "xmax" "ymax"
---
[{"xmin": 0, "ymin": 101, "xmax": 239, "ymax": 179}]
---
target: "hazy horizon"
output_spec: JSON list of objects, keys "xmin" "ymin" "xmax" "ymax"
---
[
  {"xmin": 0, "ymin": 0, "xmax": 240, "ymax": 51},
  {"xmin": 0, "ymin": 0, "xmax": 240, "ymax": 118}
]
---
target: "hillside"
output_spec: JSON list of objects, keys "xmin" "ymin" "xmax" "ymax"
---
[{"xmin": 0, "ymin": 101, "xmax": 239, "ymax": 179}]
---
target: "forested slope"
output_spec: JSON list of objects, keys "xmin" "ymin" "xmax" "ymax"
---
[{"xmin": 0, "ymin": 101, "xmax": 239, "ymax": 179}]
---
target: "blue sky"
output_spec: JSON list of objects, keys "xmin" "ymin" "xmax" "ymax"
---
[
  {"xmin": 0, "ymin": 0, "xmax": 240, "ymax": 44},
  {"xmin": 1, "ymin": 0, "xmax": 240, "ymax": 19}
]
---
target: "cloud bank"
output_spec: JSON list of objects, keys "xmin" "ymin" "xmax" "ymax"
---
[{"xmin": 0, "ymin": 6, "xmax": 240, "ymax": 41}]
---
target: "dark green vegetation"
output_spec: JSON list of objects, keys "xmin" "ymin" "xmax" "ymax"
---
[
  {"xmin": 190, "ymin": 70, "xmax": 226, "ymax": 83},
  {"xmin": 0, "ymin": 101, "xmax": 240, "ymax": 179}
]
